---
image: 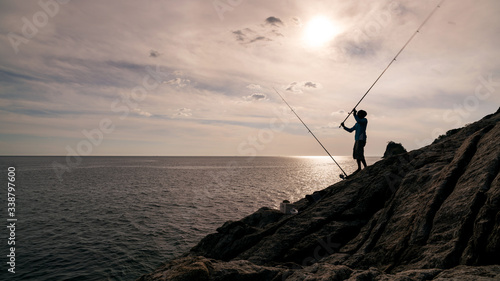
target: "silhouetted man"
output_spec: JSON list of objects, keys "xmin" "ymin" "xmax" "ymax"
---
[{"xmin": 341, "ymin": 109, "xmax": 368, "ymax": 174}]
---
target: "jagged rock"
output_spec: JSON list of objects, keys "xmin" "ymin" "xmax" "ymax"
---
[
  {"xmin": 137, "ymin": 256, "xmax": 211, "ymax": 281},
  {"xmin": 190, "ymin": 207, "xmax": 285, "ymax": 261},
  {"xmin": 138, "ymin": 108, "xmax": 500, "ymax": 281},
  {"xmin": 137, "ymin": 256, "xmax": 285, "ymax": 281},
  {"xmin": 433, "ymin": 265, "xmax": 500, "ymax": 280},
  {"xmin": 284, "ymin": 263, "xmax": 353, "ymax": 280},
  {"xmin": 382, "ymin": 141, "xmax": 407, "ymax": 158}
]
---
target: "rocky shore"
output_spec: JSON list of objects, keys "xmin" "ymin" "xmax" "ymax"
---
[{"xmin": 138, "ymin": 108, "xmax": 500, "ymax": 281}]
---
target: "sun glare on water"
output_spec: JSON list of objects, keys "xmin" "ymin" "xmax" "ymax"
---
[{"xmin": 304, "ymin": 16, "xmax": 339, "ymax": 47}]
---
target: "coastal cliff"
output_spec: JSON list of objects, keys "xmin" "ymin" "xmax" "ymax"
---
[{"xmin": 138, "ymin": 108, "xmax": 500, "ymax": 281}]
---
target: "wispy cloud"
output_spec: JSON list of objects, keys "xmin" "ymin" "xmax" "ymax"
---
[
  {"xmin": 164, "ymin": 78, "xmax": 190, "ymax": 88},
  {"xmin": 232, "ymin": 16, "xmax": 287, "ymax": 44},
  {"xmin": 172, "ymin": 108, "xmax": 192, "ymax": 118},
  {"xmin": 286, "ymin": 81, "xmax": 321, "ymax": 93},
  {"xmin": 246, "ymin": 84, "xmax": 261, "ymax": 90},
  {"xmin": 132, "ymin": 108, "xmax": 153, "ymax": 117},
  {"xmin": 243, "ymin": 93, "xmax": 267, "ymax": 101}
]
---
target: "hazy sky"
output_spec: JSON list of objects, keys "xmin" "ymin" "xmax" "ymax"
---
[{"xmin": 1, "ymin": 0, "xmax": 499, "ymax": 156}]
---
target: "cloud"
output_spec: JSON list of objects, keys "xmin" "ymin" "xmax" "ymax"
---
[
  {"xmin": 173, "ymin": 108, "xmax": 192, "ymax": 118},
  {"xmin": 0, "ymin": 69, "xmax": 42, "ymax": 83},
  {"xmin": 271, "ymin": 30, "xmax": 284, "ymax": 37},
  {"xmin": 149, "ymin": 50, "xmax": 160, "ymax": 57},
  {"xmin": 331, "ymin": 110, "xmax": 346, "ymax": 116},
  {"xmin": 265, "ymin": 16, "xmax": 284, "ymax": 27},
  {"xmin": 291, "ymin": 17, "xmax": 301, "ymax": 26},
  {"xmin": 336, "ymin": 38, "xmax": 379, "ymax": 59},
  {"xmin": 304, "ymin": 82, "xmax": 317, "ymax": 88},
  {"xmin": 243, "ymin": 93, "xmax": 267, "ymax": 101},
  {"xmin": 232, "ymin": 28, "xmax": 272, "ymax": 44},
  {"xmin": 286, "ymin": 82, "xmax": 298, "ymax": 92},
  {"xmin": 246, "ymin": 84, "xmax": 261, "ymax": 90},
  {"xmin": 232, "ymin": 30, "xmax": 247, "ymax": 42},
  {"xmin": 132, "ymin": 108, "xmax": 152, "ymax": 117},
  {"xmin": 286, "ymin": 81, "xmax": 320, "ymax": 93},
  {"xmin": 249, "ymin": 36, "xmax": 272, "ymax": 43},
  {"xmin": 232, "ymin": 28, "xmax": 256, "ymax": 41},
  {"xmin": 164, "ymin": 78, "xmax": 190, "ymax": 87},
  {"xmin": 232, "ymin": 17, "xmax": 286, "ymax": 44}
]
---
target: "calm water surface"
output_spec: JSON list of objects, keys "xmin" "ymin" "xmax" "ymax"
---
[{"xmin": 0, "ymin": 156, "xmax": 380, "ymax": 281}]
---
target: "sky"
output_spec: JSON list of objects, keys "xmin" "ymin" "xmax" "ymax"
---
[{"xmin": 0, "ymin": 0, "xmax": 499, "ymax": 156}]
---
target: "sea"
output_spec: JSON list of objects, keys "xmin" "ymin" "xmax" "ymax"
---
[{"xmin": 0, "ymin": 156, "xmax": 380, "ymax": 281}]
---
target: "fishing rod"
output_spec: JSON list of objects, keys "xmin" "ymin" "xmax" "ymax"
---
[
  {"xmin": 340, "ymin": 0, "xmax": 445, "ymax": 126},
  {"xmin": 273, "ymin": 87, "xmax": 348, "ymax": 178}
]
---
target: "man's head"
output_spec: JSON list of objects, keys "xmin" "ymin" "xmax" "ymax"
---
[{"xmin": 357, "ymin": 110, "xmax": 367, "ymax": 118}]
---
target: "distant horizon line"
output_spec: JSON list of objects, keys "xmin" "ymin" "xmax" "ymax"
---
[{"xmin": 0, "ymin": 155, "xmax": 383, "ymax": 158}]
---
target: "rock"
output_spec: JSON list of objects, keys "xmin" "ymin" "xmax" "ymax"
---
[
  {"xmin": 137, "ymin": 256, "xmax": 284, "ymax": 281},
  {"xmin": 382, "ymin": 141, "xmax": 407, "ymax": 158},
  {"xmin": 433, "ymin": 265, "xmax": 500, "ymax": 280},
  {"xmin": 189, "ymin": 207, "xmax": 284, "ymax": 261},
  {"xmin": 305, "ymin": 190, "xmax": 327, "ymax": 203},
  {"xmin": 137, "ymin": 256, "xmax": 211, "ymax": 281},
  {"xmin": 137, "ymin": 108, "xmax": 500, "ymax": 280},
  {"xmin": 284, "ymin": 263, "xmax": 353, "ymax": 281},
  {"xmin": 210, "ymin": 259, "xmax": 284, "ymax": 281},
  {"xmin": 392, "ymin": 268, "xmax": 443, "ymax": 281}
]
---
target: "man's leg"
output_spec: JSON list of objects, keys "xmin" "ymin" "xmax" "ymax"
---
[{"xmin": 359, "ymin": 140, "xmax": 367, "ymax": 169}]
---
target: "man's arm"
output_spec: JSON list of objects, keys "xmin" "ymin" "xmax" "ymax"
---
[
  {"xmin": 341, "ymin": 122, "xmax": 355, "ymax": 132},
  {"xmin": 353, "ymin": 108, "xmax": 361, "ymax": 123}
]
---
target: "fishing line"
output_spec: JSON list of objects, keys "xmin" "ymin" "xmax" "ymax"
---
[
  {"xmin": 273, "ymin": 87, "xmax": 348, "ymax": 178},
  {"xmin": 340, "ymin": 0, "xmax": 445, "ymax": 125}
]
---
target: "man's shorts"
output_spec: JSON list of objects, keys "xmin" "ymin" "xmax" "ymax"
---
[{"xmin": 353, "ymin": 140, "xmax": 366, "ymax": 160}]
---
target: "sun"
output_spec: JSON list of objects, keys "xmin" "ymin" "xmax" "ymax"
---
[{"xmin": 304, "ymin": 16, "xmax": 339, "ymax": 47}]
